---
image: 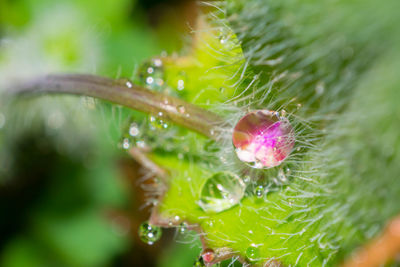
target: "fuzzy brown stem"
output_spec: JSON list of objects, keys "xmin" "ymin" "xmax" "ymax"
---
[{"xmin": 8, "ymin": 74, "xmax": 225, "ymax": 139}]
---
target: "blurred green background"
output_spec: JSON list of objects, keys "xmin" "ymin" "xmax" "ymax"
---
[{"xmin": 0, "ymin": 0, "xmax": 203, "ymax": 266}]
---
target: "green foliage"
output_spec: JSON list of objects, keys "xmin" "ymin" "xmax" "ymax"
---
[
  {"xmin": 1, "ymin": 0, "xmax": 400, "ymax": 266},
  {"xmin": 140, "ymin": 0, "xmax": 400, "ymax": 265}
]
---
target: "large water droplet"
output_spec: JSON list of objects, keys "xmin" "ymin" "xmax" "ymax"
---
[
  {"xmin": 232, "ymin": 110, "xmax": 295, "ymax": 169},
  {"xmin": 245, "ymin": 244, "xmax": 260, "ymax": 262},
  {"xmin": 138, "ymin": 221, "xmax": 162, "ymax": 245},
  {"xmin": 198, "ymin": 172, "xmax": 245, "ymax": 213}
]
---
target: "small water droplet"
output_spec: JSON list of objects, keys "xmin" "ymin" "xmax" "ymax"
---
[
  {"xmin": 136, "ymin": 140, "xmax": 147, "ymax": 148},
  {"xmin": 245, "ymin": 244, "xmax": 260, "ymax": 262},
  {"xmin": 254, "ymin": 185, "xmax": 264, "ymax": 198},
  {"xmin": 243, "ymin": 175, "xmax": 251, "ymax": 184},
  {"xmin": 146, "ymin": 77, "xmax": 154, "ymax": 84},
  {"xmin": 177, "ymin": 105, "xmax": 186, "ymax": 114},
  {"xmin": 174, "ymin": 215, "xmax": 180, "ymax": 222},
  {"xmin": 116, "ymin": 78, "xmax": 134, "ymax": 88},
  {"xmin": 252, "ymin": 160, "xmax": 264, "ymax": 169},
  {"xmin": 177, "ymin": 79, "xmax": 185, "ymax": 90},
  {"xmin": 278, "ymin": 168, "xmax": 288, "ymax": 184},
  {"xmin": 233, "ymin": 110, "xmax": 295, "ymax": 169},
  {"xmin": 296, "ymin": 103, "xmax": 302, "ymax": 110},
  {"xmin": 218, "ymin": 29, "xmax": 230, "ymax": 45},
  {"xmin": 149, "ymin": 115, "xmax": 168, "ymax": 130},
  {"xmin": 205, "ymin": 219, "xmax": 214, "ymax": 227},
  {"xmin": 122, "ymin": 138, "xmax": 130, "ymax": 150},
  {"xmin": 153, "ymin": 58, "xmax": 162, "ymax": 67},
  {"xmin": 198, "ymin": 172, "xmax": 245, "ymax": 213},
  {"xmin": 138, "ymin": 221, "xmax": 162, "ymax": 245},
  {"xmin": 175, "ymin": 71, "xmax": 187, "ymax": 91},
  {"xmin": 202, "ymin": 249, "xmax": 215, "ymax": 264},
  {"xmin": 138, "ymin": 58, "xmax": 164, "ymax": 91},
  {"xmin": 129, "ymin": 123, "xmax": 139, "ymax": 137},
  {"xmin": 219, "ymin": 156, "xmax": 227, "ymax": 164},
  {"xmin": 179, "ymin": 222, "xmax": 188, "ymax": 234}
]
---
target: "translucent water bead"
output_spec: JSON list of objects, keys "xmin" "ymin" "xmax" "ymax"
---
[
  {"xmin": 198, "ymin": 172, "xmax": 245, "ymax": 213},
  {"xmin": 232, "ymin": 110, "xmax": 295, "ymax": 169},
  {"xmin": 138, "ymin": 221, "xmax": 162, "ymax": 245}
]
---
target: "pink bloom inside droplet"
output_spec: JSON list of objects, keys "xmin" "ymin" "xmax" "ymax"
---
[{"xmin": 232, "ymin": 110, "xmax": 295, "ymax": 169}]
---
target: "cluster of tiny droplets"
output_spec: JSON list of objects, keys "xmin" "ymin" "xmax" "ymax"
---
[
  {"xmin": 119, "ymin": 53, "xmax": 195, "ymax": 153},
  {"xmin": 116, "ymin": 54, "xmax": 198, "ymax": 248}
]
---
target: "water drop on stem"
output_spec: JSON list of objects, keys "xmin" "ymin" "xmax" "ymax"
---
[
  {"xmin": 246, "ymin": 244, "xmax": 260, "ymax": 262},
  {"xmin": 138, "ymin": 221, "xmax": 162, "ymax": 245}
]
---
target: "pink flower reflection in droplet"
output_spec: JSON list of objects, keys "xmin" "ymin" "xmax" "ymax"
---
[{"xmin": 232, "ymin": 110, "xmax": 295, "ymax": 169}]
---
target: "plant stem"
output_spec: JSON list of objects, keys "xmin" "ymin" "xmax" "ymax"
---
[{"xmin": 8, "ymin": 74, "xmax": 225, "ymax": 139}]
